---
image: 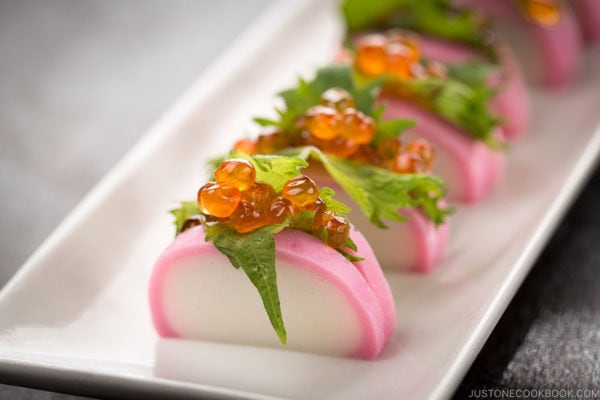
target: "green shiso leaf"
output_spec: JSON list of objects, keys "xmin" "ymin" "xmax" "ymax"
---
[
  {"xmin": 447, "ymin": 61, "xmax": 498, "ymax": 87},
  {"xmin": 374, "ymin": 118, "xmax": 416, "ymax": 144},
  {"xmin": 170, "ymin": 201, "xmax": 201, "ymax": 234},
  {"xmin": 337, "ymin": 246, "xmax": 364, "ymax": 262},
  {"xmin": 229, "ymin": 150, "xmax": 309, "ymax": 192},
  {"xmin": 255, "ymin": 65, "xmax": 449, "ymax": 226},
  {"xmin": 340, "ymin": 0, "xmax": 495, "ymax": 59},
  {"xmin": 395, "ymin": 69, "xmax": 503, "ymax": 148},
  {"xmin": 286, "ymin": 146, "xmax": 449, "ymax": 227},
  {"xmin": 205, "ymin": 221, "xmax": 289, "ymax": 344},
  {"xmin": 319, "ymin": 187, "xmax": 351, "ymax": 213}
]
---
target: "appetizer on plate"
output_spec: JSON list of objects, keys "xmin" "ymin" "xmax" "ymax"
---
[
  {"xmin": 340, "ymin": 0, "xmax": 529, "ymax": 140},
  {"xmin": 149, "ymin": 156, "xmax": 396, "ymax": 359},
  {"xmin": 234, "ymin": 64, "xmax": 450, "ymax": 272},
  {"xmin": 340, "ymin": 30, "xmax": 506, "ymax": 203}
]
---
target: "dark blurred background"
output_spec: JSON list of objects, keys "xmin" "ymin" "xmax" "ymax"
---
[{"xmin": 1, "ymin": 1, "xmax": 598, "ymax": 398}]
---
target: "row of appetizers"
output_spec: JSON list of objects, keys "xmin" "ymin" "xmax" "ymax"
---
[{"xmin": 148, "ymin": 0, "xmax": 599, "ymax": 360}]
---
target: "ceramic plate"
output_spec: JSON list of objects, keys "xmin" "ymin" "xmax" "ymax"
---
[{"xmin": 1, "ymin": 0, "xmax": 599, "ymax": 399}]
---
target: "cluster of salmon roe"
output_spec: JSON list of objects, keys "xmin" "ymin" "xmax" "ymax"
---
[
  {"xmin": 234, "ymin": 131, "xmax": 290, "ymax": 156},
  {"xmin": 233, "ymin": 87, "xmax": 435, "ymax": 174},
  {"xmin": 353, "ymin": 137, "xmax": 435, "ymax": 174},
  {"xmin": 302, "ymin": 88, "xmax": 377, "ymax": 158},
  {"xmin": 354, "ymin": 30, "xmax": 448, "ymax": 81},
  {"xmin": 196, "ymin": 159, "xmax": 351, "ymax": 247},
  {"xmin": 517, "ymin": 0, "xmax": 560, "ymax": 27},
  {"xmin": 233, "ymin": 88, "xmax": 379, "ymax": 159}
]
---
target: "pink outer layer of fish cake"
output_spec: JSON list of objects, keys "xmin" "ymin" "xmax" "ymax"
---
[
  {"xmin": 304, "ymin": 164, "xmax": 449, "ymax": 273},
  {"xmin": 457, "ymin": 0, "xmax": 582, "ymax": 88},
  {"xmin": 382, "ymin": 96, "xmax": 504, "ymax": 203},
  {"xmin": 419, "ymin": 36, "xmax": 529, "ymax": 141},
  {"xmin": 398, "ymin": 206, "xmax": 449, "ymax": 274},
  {"xmin": 149, "ymin": 226, "xmax": 396, "ymax": 360},
  {"xmin": 570, "ymin": 0, "xmax": 600, "ymax": 44},
  {"xmin": 303, "ymin": 162, "xmax": 449, "ymax": 273}
]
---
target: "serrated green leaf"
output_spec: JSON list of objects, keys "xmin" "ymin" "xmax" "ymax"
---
[
  {"xmin": 170, "ymin": 201, "xmax": 201, "ymax": 234},
  {"xmin": 205, "ymin": 222, "xmax": 289, "ymax": 344},
  {"xmin": 288, "ymin": 146, "xmax": 449, "ymax": 227},
  {"xmin": 337, "ymin": 247, "xmax": 365, "ymax": 262},
  {"xmin": 340, "ymin": 0, "xmax": 497, "ymax": 60},
  {"xmin": 253, "ymin": 117, "xmax": 279, "ymax": 127},
  {"xmin": 229, "ymin": 151, "xmax": 308, "ymax": 192},
  {"xmin": 289, "ymin": 210, "xmax": 316, "ymax": 233},
  {"xmin": 343, "ymin": 236, "xmax": 358, "ymax": 252},
  {"xmin": 391, "ymin": 75, "xmax": 502, "ymax": 147},
  {"xmin": 341, "ymin": 0, "xmax": 411, "ymax": 32},
  {"xmin": 319, "ymin": 187, "xmax": 351, "ymax": 213},
  {"xmin": 447, "ymin": 61, "xmax": 497, "ymax": 87},
  {"xmin": 374, "ymin": 118, "xmax": 416, "ymax": 144}
]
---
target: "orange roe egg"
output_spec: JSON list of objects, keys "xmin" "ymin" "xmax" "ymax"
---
[
  {"xmin": 311, "ymin": 199, "xmax": 329, "ymax": 229},
  {"xmin": 426, "ymin": 61, "xmax": 448, "ymax": 79},
  {"xmin": 390, "ymin": 152, "xmax": 425, "ymax": 174},
  {"xmin": 305, "ymin": 106, "xmax": 341, "ymax": 140},
  {"xmin": 409, "ymin": 62, "xmax": 428, "ymax": 79},
  {"xmin": 214, "ymin": 159, "xmax": 256, "ymax": 191},
  {"xmin": 310, "ymin": 135, "xmax": 360, "ymax": 158},
  {"xmin": 256, "ymin": 131, "xmax": 287, "ymax": 153},
  {"xmin": 269, "ymin": 196, "xmax": 293, "ymax": 224},
  {"xmin": 229, "ymin": 202, "xmax": 267, "ymax": 233},
  {"xmin": 406, "ymin": 139, "xmax": 435, "ymax": 171},
  {"xmin": 241, "ymin": 182, "xmax": 277, "ymax": 210},
  {"xmin": 385, "ymin": 36, "xmax": 420, "ymax": 78},
  {"xmin": 300, "ymin": 197, "xmax": 325, "ymax": 212},
  {"xmin": 326, "ymin": 215, "xmax": 351, "ymax": 248},
  {"xmin": 282, "ymin": 175, "xmax": 319, "ymax": 208},
  {"xmin": 320, "ymin": 88, "xmax": 355, "ymax": 111},
  {"xmin": 339, "ymin": 108, "xmax": 376, "ymax": 144},
  {"xmin": 350, "ymin": 144, "xmax": 382, "ymax": 166},
  {"xmin": 355, "ymin": 34, "xmax": 388, "ymax": 76},
  {"xmin": 521, "ymin": 0, "xmax": 560, "ymax": 27},
  {"xmin": 233, "ymin": 138, "xmax": 257, "ymax": 155},
  {"xmin": 197, "ymin": 182, "xmax": 241, "ymax": 218}
]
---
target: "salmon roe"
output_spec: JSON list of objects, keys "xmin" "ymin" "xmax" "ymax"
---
[
  {"xmin": 197, "ymin": 182, "xmax": 241, "ymax": 218},
  {"xmin": 325, "ymin": 214, "xmax": 352, "ymax": 248},
  {"xmin": 305, "ymin": 106, "xmax": 341, "ymax": 140},
  {"xmin": 214, "ymin": 159, "xmax": 256, "ymax": 190},
  {"xmin": 354, "ymin": 31, "xmax": 423, "ymax": 80},
  {"xmin": 282, "ymin": 175, "xmax": 319, "ymax": 208},
  {"xmin": 227, "ymin": 73, "xmax": 436, "ymax": 177},
  {"xmin": 195, "ymin": 160, "xmax": 352, "ymax": 248},
  {"xmin": 350, "ymin": 137, "xmax": 435, "ymax": 175},
  {"xmin": 302, "ymin": 88, "xmax": 376, "ymax": 157},
  {"xmin": 339, "ymin": 108, "xmax": 376, "ymax": 144},
  {"xmin": 233, "ymin": 138, "xmax": 257, "ymax": 155},
  {"xmin": 519, "ymin": 0, "xmax": 561, "ymax": 27},
  {"xmin": 320, "ymin": 87, "xmax": 356, "ymax": 111},
  {"xmin": 355, "ymin": 34, "xmax": 388, "ymax": 77}
]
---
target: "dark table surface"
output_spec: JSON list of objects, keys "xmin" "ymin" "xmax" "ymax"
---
[{"xmin": 1, "ymin": 1, "xmax": 598, "ymax": 399}]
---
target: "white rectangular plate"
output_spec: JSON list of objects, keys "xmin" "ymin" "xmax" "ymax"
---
[{"xmin": 1, "ymin": 0, "xmax": 599, "ymax": 399}]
